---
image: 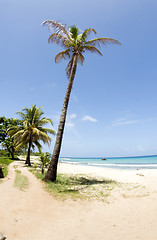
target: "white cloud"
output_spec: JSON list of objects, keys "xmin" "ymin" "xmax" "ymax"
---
[
  {"xmin": 66, "ymin": 122, "xmax": 75, "ymax": 128},
  {"xmin": 65, "ymin": 113, "xmax": 77, "ymax": 128},
  {"xmin": 112, "ymin": 118, "xmax": 137, "ymax": 127},
  {"xmin": 69, "ymin": 113, "xmax": 77, "ymax": 119},
  {"xmin": 81, "ymin": 115, "xmax": 98, "ymax": 123},
  {"xmin": 65, "ymin": 121, "xmax": 79, "ymax": 136}
]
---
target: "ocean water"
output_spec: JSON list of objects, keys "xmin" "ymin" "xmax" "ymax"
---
[{"xmin": 59, "ymin": 155, "xmax": 157, "ymax": 170}]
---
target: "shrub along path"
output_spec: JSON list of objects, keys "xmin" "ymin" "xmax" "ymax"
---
[{"xmin": 1, "ymin": 160, "xmax": 157, "ymax": 240}]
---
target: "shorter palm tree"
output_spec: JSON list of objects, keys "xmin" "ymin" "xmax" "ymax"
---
[
  {"xmin": 39, "ymin": 152, "xmax": 51, "ymax": 174},
  {"xmin": 8, "ymin": 105, "xmax": 55, "ymax": 166}
]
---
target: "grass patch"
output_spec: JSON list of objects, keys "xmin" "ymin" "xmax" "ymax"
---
[
  {"xmin": 30, "ymin": 169, "xmax": 119, "ymax": 201},
  {"xmin": 13, "ymin": 165, "xmax": 18, "ymax": 169},
  {"xmin": 14, "ymin": 169, "xmax": 29, "ymax": 191},
  {"xmin": 0, "ymin": 157, "xmax": 14, "ymax": 179}
]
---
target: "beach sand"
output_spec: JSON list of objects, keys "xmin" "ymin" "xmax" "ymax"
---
[
  {"xmin": 58, "ymin": 162, "xmax": 157, "ymax": 191},
  {"xmin": 0, "ymin": 160, "xmax": 157, "ymax": 240}
]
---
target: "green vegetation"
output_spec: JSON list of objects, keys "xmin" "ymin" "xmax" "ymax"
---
[
  {"xmin": 30, "ymin": 152, "xmax": 41, "ymax": 156},
  {"xmin": 7, "ymin": 105, "xmax": 55, "ymax": 166},
  {"xmin": 39, "ymin": 152, "xmax": 51, "ymax": 174},
  {"xmin": 31, "ymin": 169, "xmax": 119, "ymax": 201},
  {"xmin": 0, "ymin": 156, "xmax": 14, "ymax": 179},
  {"xmin": 0, "ymin": 117, "xmax": 21, "ymax": 159},
  {"xmin": 42, "ymin": 20, "xmax": 121, "ymax": 182},
  {"xmin": 14, "ymin": 170, "xmax": 29, "ymax": 190}
]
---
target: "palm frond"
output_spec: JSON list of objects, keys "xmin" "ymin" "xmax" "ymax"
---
[
  {"xmin": 31, "ymin": 128, "xmax": 52, "ymax": 142},
  {"xmin": 13, "ymin": 130, "xmax": 28, "ymax": 141},
  {"xmin": 39, "ymin": 131, "xmax": 52, "ymax": 140},
  {"xmin": 34, "ymin": 140, "xmax": 42, "ymax": 150},
  {"xmin": 38, "ymin": 118, "xmax": 53, "ymax": 126},
  {"xmin": 35, "ymin": 131, "xmax": 52, "ymax": 146},
  {"xmin": 42, "ymin": 20, "xmax": 71, "ymax": 40},
  {"xmin": 16, "ymin": 111, "xmax": 26, "ymax": 120},
  {"xmin": 22, "ymin": 107, "xmax": 30, "ymax": 116},
  {"xmin": 86, "ymin": 38, "xmax": 121, "ymax": 47},
  {"xmin": 83, "ymin": 45, "xmax": 102, "ymax": 55},
  {"xmin": 55, "ymin": 49, "xmax": 71, "ymax": 63},
  {"xmin": 48, "ymin": 33, "xmax": 69, "ymax": 47},
  {"xmin": 81, "ymin": 28, "xmax": 97, "ymax": 41},
  {"xmin": 38, "ymin": 127, "xmax": 56, "ymax": 135},
  {"xmin": 15, "ymin": 142, "xmax": 26, "ymax": 150},
  {"xmin": 7, "ymin": 125, "xmax": 22, "ymax": 136},
  {"xmin": 32, "ymin": 107, "xmax": 43, "ymax": 126},
  {"xmin": 20, "ymin": 130, "xmax": 30, "ymax": 141},
  {"xmin": 32, "ymin": 128, "xmax": 40, "ymax": 137},
  {"xmin": 77, "ymin": 53, "xmax": 85, "ymax": 65}
]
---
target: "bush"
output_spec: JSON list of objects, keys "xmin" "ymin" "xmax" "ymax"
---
[
  {"xmin": 0, "ymin": 149, "xmax": 10, "ymax": 157},
  {"xmin": 0, "ymin": 157, "xmax": 14, "ymax": 177}
]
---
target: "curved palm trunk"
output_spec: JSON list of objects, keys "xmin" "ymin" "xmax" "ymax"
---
[
  {"xmin": 25, "ymin": 138, "xmax": 32, "ymax": 166},
  {"xmin": 44, "ymin": 55, "xmax": 78, "ymax": 182}
]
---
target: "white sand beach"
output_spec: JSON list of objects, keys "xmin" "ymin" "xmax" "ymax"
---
[
  {"xmin": 58, "ymin": 162, "xmax": 157, "ymax": 192},
  {"xmin": 0, "ymin": 160, "xmax": 157, "ymax": 240}
]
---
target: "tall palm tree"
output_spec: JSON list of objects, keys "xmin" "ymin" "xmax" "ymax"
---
[
  {"xmin": 42, "ymin": 20, "xmax": 121, "ymax": 181},
  {"xmin": 8, "ymin": 105, "xmax": 55, "ymax": 166}
]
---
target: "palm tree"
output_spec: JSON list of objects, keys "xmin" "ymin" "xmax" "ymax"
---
[
  {"xmin": 8, "ymin": 105, "xmax": 55, "ymax": 166},
  {"xmin": 39, "ymin": 152, "xmax": 51, "ymax": 174},
  {"xmin": 42, "ymin": 20, "xmax": 121, "ymax": 181}
]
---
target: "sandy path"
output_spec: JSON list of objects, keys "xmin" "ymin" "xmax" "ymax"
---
[{"xmin": 0, "ymin": 160, "xmax": 157, "ymax": 240}]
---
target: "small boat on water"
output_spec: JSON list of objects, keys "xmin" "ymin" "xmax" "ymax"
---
[{"xmin": 102, "ymin": 158, "xmax": 107, "ymax": 160}]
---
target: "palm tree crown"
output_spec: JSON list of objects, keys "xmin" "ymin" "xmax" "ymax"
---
[
  {"xmin": 8, "ymin": 105, "xmax": 55, "ymax": 166},
  {"xmin": 42, "ymin": 21, "xmax": 121, "ymax": 77}
]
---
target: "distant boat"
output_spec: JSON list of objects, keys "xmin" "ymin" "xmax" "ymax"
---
[{"xmin": 102, "ymin": 158, "xmax": 107, "ymax": 160}]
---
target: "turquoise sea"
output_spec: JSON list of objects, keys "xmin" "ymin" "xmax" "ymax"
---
[{"xmin": 59, "ymin": 155, "xmax": 157, "ymax": 170}]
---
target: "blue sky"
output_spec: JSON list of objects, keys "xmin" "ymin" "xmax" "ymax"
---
[{"xmin": 1, "ymin": 0, "xmax": 157, "ymax": 157}]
